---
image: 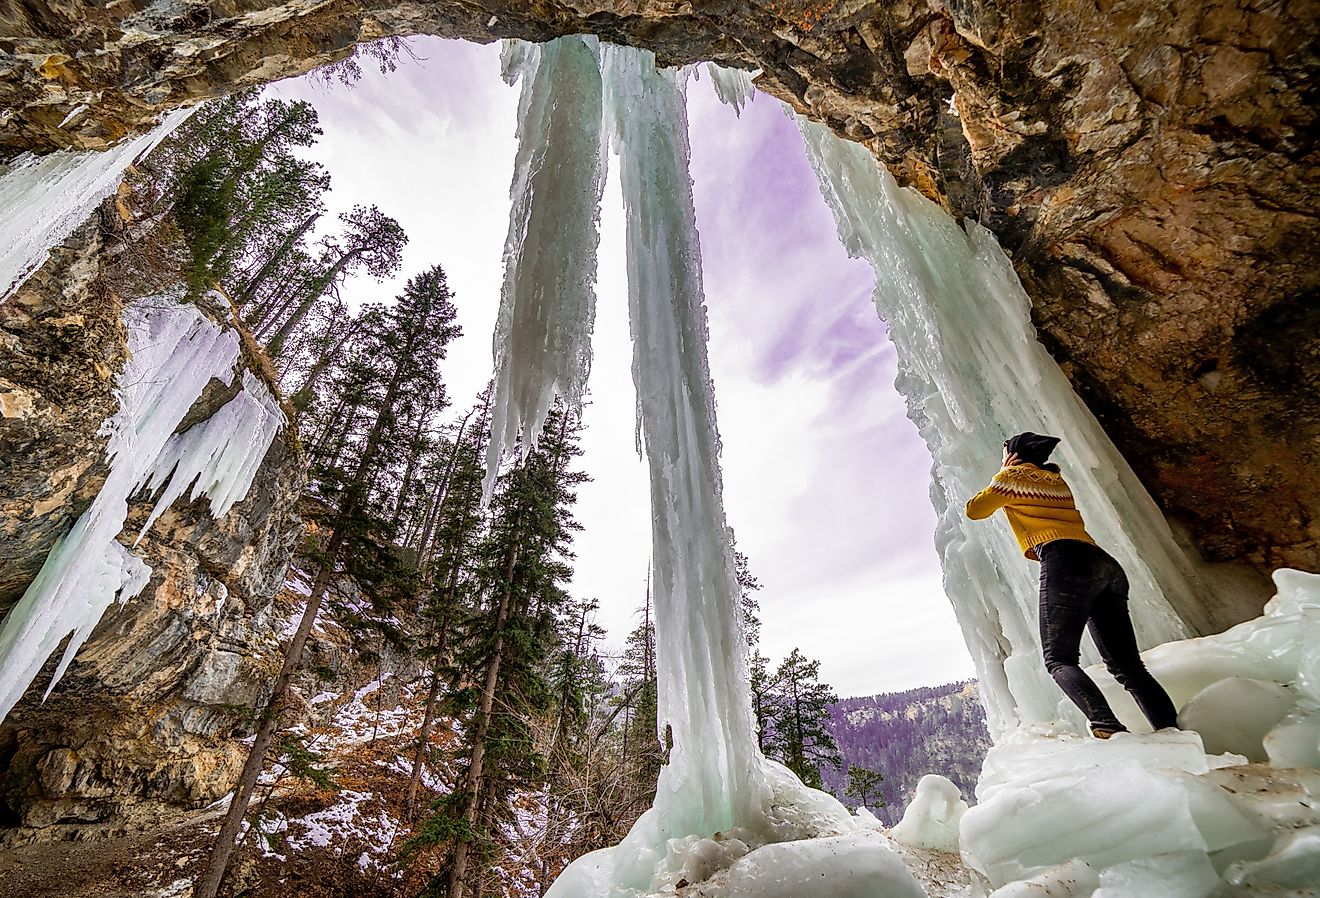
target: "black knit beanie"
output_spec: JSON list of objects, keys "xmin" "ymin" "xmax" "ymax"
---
[{"xmin": 1005, "ymin": 432, "xmax": 1061, "ymax": 466}]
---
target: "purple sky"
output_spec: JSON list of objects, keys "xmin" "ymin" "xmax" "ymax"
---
[{"xmin": 268, "ymin": 38, "xmax": 974, "ymax": 696}]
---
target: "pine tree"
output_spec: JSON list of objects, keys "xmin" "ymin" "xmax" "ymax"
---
[
  {"xmin": 404, "ymin": 389, "xmax": 494, "ymax": 818},
  {"xmin": 765, "ymin": 648, "xmax": 842, "ymax": 790},
  {"xmin": 417, "ymin": 402, "xmax": 587, "ymax": 897},
  {"xmin": 262, "ymin": 205, "xmax": 407, "ymax": 357},
  {"xmin": 735, "ymin": 549, "xmax": 762, "ymax": 650},
  {"xmin": 845, "ymin": 764, "xmax": 886, "ymax": 811},
  {"xmin": 615, "ymin": 583, "xmax": 663, "ymax": 804},
  {"xmin": 149, "ymin": 92, "xmax": 329, "ymax": 299},
  {"xmin": 197, "ymin": 265, "xmax": 458, "ymax": 898}
]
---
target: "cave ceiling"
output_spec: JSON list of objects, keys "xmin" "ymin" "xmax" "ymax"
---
[{"xmin": 2, "ymin": 0, "xmax": 1317, "ymax": 587}]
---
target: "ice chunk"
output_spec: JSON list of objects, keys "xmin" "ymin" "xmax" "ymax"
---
[
  {"xmin": 1092, "ymin": 851, "xmax": 1218, "ymax": 898},
  {"xmin": 1200, "ymin": 765, "xmax": 1320, "ymax": 832},
  {"xmin": 0, "ymin": 107, "xmax": 193, "ymax": 300},
  {"xmin": 796, "ymin": 114, "xmax": 1201, "ymax": 737},
  {"xmin": 1090, "ymin": 568, "xmax": 1320, "ymax": 734},
  {"xmin": 650, "ymin": 832, "xmax": 752, "ymax": 890},
  {"xmin": 988, "ymin": 858, "xmax": 1099, "ymax": 897},
  {"xmin": 962, "ymin": 759, "xmax": 1208, "ymax": 887},
  {"xmin": 976, "ymin": 729, "xmax": 1211, "ymax": 800},
  {"xmin": 714, "ymin": 832, "xmax": 927, "ymax": 898},
  {"xmin": 1164, "ymin": 771, "xmax": 1268, "ymax": 857},
  {"xmin": 484, "ymin": 36, "xmax": 606, "ymax": 494},
  {"xmin": 1177, "ymin": 677, "xmax": 1296, "ymax": 761},
  {"xmin": 890, "ymin": 774, "xmax": 967, "ymax": 851},
  {"xmin": 0, "ymin": 294, "xmax": 282, "ymax": 722},
  {"xmin": 1264, "ymin": 714, "xmax": 1320, "ymax": 768},
  {"xmin": 758, "ymin": 758, "xmax": 856, "ymax": 842},
  {"xmin": 1226, "ymin": 825, "xmax": 1320, "ymax": 891}
]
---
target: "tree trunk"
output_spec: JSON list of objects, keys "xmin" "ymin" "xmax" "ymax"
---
[
  {"xmin": 194, "ymin": 526, "xmax": 345, "ymax": 898},
  {"xmin": 239, "ymin": 210, "xmax": 321, "ymax": 306},
  {"xmin": 265, "ymin": 247, "xmax": 362, "ymax": 357},
  {"xmin": 291, "ymin": 323, "xmax": 352, "ymax": 406},
  {"xmin": 389, "ymin": 398, "xmax": 437, "ymax": 529},
  {"xmin": 447, "ymin": 534, "xmax": 520, "ymax": 898},
  {"xmin": 402, "ymin": 664, "xmax": 444, "ymax": 819},
  {"xmin": 197, "ymin": 328, "xmax": 416, "ymax": 898}
]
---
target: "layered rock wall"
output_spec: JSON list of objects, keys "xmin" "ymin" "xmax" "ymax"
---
[
  {"xmin": 6, "ymin": 0, "xmax": 1312, "ymax": 595},
  {"xmin": 0, "ymin": 208, "xmax": 304, "ymax": 834}
]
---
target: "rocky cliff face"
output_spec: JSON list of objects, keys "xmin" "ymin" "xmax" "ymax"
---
[
  {"xmin": 2, "ymin": 0, "xmax": 1313, "ymax": 590},
  {"xmin": 0, "ymin": 207, "xmax": 304, "ymax": 835}
]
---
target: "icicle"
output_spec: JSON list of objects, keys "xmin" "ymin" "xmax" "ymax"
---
[
  {"xmin": 547, "ymin": 47, "xmax": 768, "ymax": 896},
  {"xmin": 135, "ymin": 370, "xmax": 287, "ymax": 541},
  {"xmin": 0, "ymin": 294, "xmax": 284, "ymax": 722},
  {"xmin": 0, "ymin": 107, "xmax": 194, "ymax": 301},
  {"xmin": 483, "ymin": 36, "xmax": 607, "ymax": 497},
  {"xmin": 704, "ymin": 62, "xmax": 758, "ymax": 115},
  {"xmin": 796, "ymin": 117, "xmax": 1202, "ymax": 738}
]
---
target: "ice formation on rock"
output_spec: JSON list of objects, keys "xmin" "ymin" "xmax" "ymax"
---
[
  {"xmin": 483, "ymin": 35, "xmax": 606, "ymax": 495},
  {"xmin": 0, "ymin": 294, "xmax": 284, "ymax": 723},
  {"xmin": 889, "ymin": 773, "xmax": 967, "ymax": 852},
  {"xmin": 701, "ymin": 62, "xmax": 757, "ymax": 115},
  {"xmin": 796, "ymin": 117, "xmax": 1205, "ymax": 738},
  {"xmin": 0, "ymin": 108, "xmax": 193, "ymax": 301}
]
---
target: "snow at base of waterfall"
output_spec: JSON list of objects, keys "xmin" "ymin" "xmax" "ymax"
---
[{"xmin": 550, "ymin": 569, "xmax": 1318, "ymax": 898}]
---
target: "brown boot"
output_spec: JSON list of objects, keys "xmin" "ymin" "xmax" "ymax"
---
[{"xmin": 1091, "ymin": 725, "xmax": 1125, "ymax": 739}]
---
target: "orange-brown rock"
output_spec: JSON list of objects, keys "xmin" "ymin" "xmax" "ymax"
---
[{"xmin": 0, "ymin": 2, "xmax": 1315, "ymax": 591}]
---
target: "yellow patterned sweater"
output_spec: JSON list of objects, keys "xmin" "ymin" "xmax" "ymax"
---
[{"xmin": 965, "ymin": 463, "xmax": 1096, "ymax": 561}]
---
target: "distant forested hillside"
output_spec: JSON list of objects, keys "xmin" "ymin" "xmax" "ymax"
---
[{"xmin": 823, "ymin": 681, "xmax": 992, "ymax": 825}]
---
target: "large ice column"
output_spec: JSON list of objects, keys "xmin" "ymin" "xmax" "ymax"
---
[
  {"xmin": 606, "ymin": 43, "xmax": 766, "ymax": 846},
  {"xmin": 548, "ymin": 46, "xmax": 768, "ymax": 894},
  {"xmin": 798, "ymin": 119, "xmax": 1203, "ymax": 737},
  {"xmin": 0, "ymin": 108, "xmax": 193, "ymax": 301},
  {"xmin": 0, "ymin": 294, "xmax": 285, "ymax": 723},
  {"xmin": 483, "ymin": 36, "xmax": 607, "ymax": 493}
]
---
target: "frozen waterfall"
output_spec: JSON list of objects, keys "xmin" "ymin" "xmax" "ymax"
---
[
  {"xmin": 0, "ymin": 295, "xmax": 285, "ymax": 723},
  {"xmin": 484, "ymin": 35, "xmax": 607, "ymax": 494},
  {"xmin": 544, "ymin": 49, "xmax": 930, "ymax": 898},
  {"xmin": 546, "ymin": 46, "xmax": 767, "ymax": 892},
  {"xmin": 796, "ymin": 118, "xmax": 1205, "ymax": 737},
  {"xmin": 0, "ymin": 108, "xmax": 193, "ymax": 301}
]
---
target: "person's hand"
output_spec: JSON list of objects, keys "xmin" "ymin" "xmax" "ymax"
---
[{"xmin": 1002, "ymin": 448, "xmax": 1021, "ymax": 467}]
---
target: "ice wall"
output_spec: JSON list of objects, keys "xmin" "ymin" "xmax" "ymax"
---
[
  {"xmin": 0, "ymin": 295, "xmax": 285, "ymax": 723},
  {"xmin": 0, "ymin": 108, "xmax": 193, "ymax": 301},
  {"xmin": 797, "ymin": 119, "xmax": 1204, "ymax": 737},
  {"xmin": 484, "ymin": 35, "xmax": 606, "ymax": 494}
]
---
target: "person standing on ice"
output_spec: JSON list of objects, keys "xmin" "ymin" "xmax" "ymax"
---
[{"xmin": 965, "ymin": 432, "xmax": 1179, "ymax": 739}]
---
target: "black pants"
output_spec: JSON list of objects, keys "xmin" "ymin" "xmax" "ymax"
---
[{"xmin": 1037, "ymin": 539, "xmax": 1178, "ymax": 732}]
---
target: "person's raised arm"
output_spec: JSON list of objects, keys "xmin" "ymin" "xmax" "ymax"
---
[
  {"xmin": 966, "ymin": 450, "xmax": 1020, "ymax": 520},
  {"xmin": 966, "ymin": 480, "xmax": 1010, "ymax": 520}
]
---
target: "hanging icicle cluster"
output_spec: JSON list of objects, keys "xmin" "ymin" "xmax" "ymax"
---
[
  {"xmin": 483, "ymin": 36, "xmax": 607, "ymax": 497},
  {"xmin": 796, "ymin": 118, "xmax": 1202, "ymax": 736},
  {"xmin": 0, "ymin": 295, "xmax": 285, "ymax": 722}
]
